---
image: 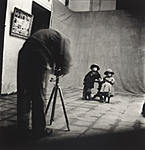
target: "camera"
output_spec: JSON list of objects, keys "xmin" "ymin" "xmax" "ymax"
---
[
  {"xmin": 50, "ymin": 67, "xmax": 62, "ymax": 82},
  {"xmin": 54, "ymin": 67, "xmax": 62, "ymax": 76}
]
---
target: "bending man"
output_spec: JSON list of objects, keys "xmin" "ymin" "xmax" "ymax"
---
[{"xmin": 17, "ymin": 29, "xmax": 71, "ymax": 138}]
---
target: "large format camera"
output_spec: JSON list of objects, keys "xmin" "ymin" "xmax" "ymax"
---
[
  {"xmin": 54, "ymin": 67, "xmax": 62, "ymax": 77},
  {"xmin": 50, "ymin": 67, "xmax": 62, "ymax": 82}
]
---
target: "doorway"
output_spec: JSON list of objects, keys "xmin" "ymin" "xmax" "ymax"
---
[{"xmin": 31, "ymin": 1, "xmax": 51, "ymax": 34}]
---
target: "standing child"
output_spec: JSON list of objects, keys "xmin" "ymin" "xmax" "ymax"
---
[
  {"xmin": 100, "ymin": 69, "xmax": 115, "ymax": 103},
  {"xmin": 83, "ymin": 64, "xmax": 101, "ymax": 100}
]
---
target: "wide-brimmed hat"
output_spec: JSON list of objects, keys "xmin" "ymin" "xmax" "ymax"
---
[
  {"xmin": 104, "ymin": 69, "xmax": 114, "ymax": 75},
  {"xmin": 90, "ymin": 64, "xmax": 100, "ymax": 71}
]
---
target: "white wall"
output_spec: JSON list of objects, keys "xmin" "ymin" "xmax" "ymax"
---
[
  {"xmin": 33, "ymin": 0, "xmax": 52, "ymax": 11},
  {"xmin": 68, "ymin": 0, "xmax": 116, "ymax": 12},
  {"xmin": 1, "ymin": 0, "xmax": 52, "ymax": 94},
  {"xmin": 69, "ymin": 0, "xmax": 91, "ymax": 11},
  {"xmin": 59, "ymin": 0, "xmax": 66, "ymax": 5}
]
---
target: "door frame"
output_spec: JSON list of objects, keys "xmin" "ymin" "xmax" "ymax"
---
[{"xmin": 0, "ymin": 0, "xmax": 7, "ymax": 93}]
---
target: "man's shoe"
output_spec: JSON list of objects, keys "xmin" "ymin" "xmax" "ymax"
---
[
  {"xmin": 32, "ymin": 128, "xmax": 53, "ymax": 139},
  {"xmin": 41, "ymin": 128, "xmax": 53, "ymax": 137},
  {"xmin": 17, "ymin": 128, "xmax": 32, "ymax": 138}
]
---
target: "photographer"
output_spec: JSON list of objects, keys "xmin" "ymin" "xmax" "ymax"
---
[{"xmin": 17, "ymin": 29, "xmax": 71, "ymax": 138}]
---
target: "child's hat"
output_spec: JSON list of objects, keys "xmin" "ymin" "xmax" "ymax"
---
[
  {"xmin": 90, "ymin": 64, "xmax": 100, "ymax": 71},
  {"xmin": 104, "ymin": 69, "xmax": 114, "ymax": 75}
]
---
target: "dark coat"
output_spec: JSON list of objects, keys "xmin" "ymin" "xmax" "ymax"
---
[
  {"xmin": 83, "ymin": 71, "xmax": 101, "ymax": 88},
  {"xmin": 21, "ymin": 28, "xmax": 71, "ymax": 75}
]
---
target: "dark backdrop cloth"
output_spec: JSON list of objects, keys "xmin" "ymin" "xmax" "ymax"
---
[{"xmin": 51, "ymin": 0, "xmax": 145, "ymax": 95}]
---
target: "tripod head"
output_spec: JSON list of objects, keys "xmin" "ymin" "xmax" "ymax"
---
[
  {"xmin": 54, "ymin": 67, "xmax": 62, "ymax": 77},
  {"xmin": 50, "ymin": 67, "xmax": 62, "ymax": 85}
]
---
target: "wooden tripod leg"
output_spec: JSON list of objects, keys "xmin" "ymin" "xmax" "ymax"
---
[
  {"xmin": 58, "ymin": 87, "xmax": 70, "ymax": 131},
  {"xmin": 50, "ymin": 86, "xmax": 58, "ymax": 125},
  {"xmin": 45, "ymin": 87, "xmax": 55, "ymax": 116}
]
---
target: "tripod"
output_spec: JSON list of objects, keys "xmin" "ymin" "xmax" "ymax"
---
[{"xmin": 45, "ymin": 75, "xmax": 70, "ymax": 131}]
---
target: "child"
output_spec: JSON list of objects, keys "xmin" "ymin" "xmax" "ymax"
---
[
  {"xmin": 100, "ymin": 69, "xmax": 115, "ymax": 103},
  {"xmin": 141, "ymin": 102, "xmax": 145, "ymax": 117},
  {"xmin": 83, "ymin": 64, "xmax": 101, "ymax": 100}
]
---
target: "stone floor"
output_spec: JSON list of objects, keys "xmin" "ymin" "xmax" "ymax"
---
[{"xmin": 0, "ymin": 87, "xmax": 145, "ymax": 150}]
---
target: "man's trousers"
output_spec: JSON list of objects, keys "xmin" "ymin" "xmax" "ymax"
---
[{"xmin": 17, "ymin": 48, "xmax": 48, "ymax": 135}]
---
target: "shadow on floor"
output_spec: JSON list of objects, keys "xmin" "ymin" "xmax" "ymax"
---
[{"xmin": 0, "ymin": 125, "xmax": 145, "ymax": 150}]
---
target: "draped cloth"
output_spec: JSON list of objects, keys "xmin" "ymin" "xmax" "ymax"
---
[{"xmin": 51, "ymin": 0, "xmax": 145, "ymax": 95}]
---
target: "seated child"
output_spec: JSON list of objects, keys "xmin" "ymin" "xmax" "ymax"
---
[
  {"xmin": 100, "ymin": 69, "xmax": 115, "ymax": 103},
  {"xmin": 83, "ymin": 64, "xmax": 101, "ymax": 100},
  {"xmin": 141, "ymin": 102, "xmax": 145, "ymax": 117}
]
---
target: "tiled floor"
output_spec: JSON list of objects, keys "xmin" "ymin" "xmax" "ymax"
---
[{"xmin": 0, "ymin": 87, "xmax": 145, "ymax": 150}]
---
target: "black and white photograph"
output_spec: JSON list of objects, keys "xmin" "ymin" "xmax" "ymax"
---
[{"xmin": 0, "ymin": 0, "xmax": 145, "ymax": 150}]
